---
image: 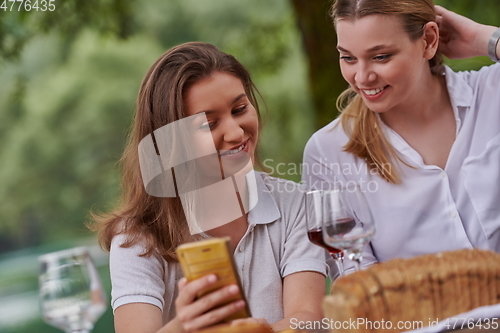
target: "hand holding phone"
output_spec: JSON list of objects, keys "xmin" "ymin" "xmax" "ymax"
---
[{"xmin": 176, "ymin": 237, "xmax": 251, "ymax": 322}]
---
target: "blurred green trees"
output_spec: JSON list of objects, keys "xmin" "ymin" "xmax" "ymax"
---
[
  {"xmin": 0, "ymin": 0, "xmax": 314, "ymax": 252},
  {"xmin": 0, "ymin": 0, "xmax": 135, "ymax": 61},
  {"xmin": 0, "ymin": 1, "xmax": 498, "ymax": 332},
  {"xmin": 0, "ymin": 0, "xmax": 498, "ymax": 252},
  {"xmin": 291, "ymin": 0, "xmax": 344, "ymax": 129}
]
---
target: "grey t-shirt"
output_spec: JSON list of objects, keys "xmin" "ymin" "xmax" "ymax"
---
[{"xmin": 110, "ymin": 172, "xmax": 329, "ymax": 324}]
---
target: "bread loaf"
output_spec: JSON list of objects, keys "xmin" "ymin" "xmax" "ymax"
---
[{"xmin": 324, "ymin": 249, "xmax": 500, "ymax": 333}]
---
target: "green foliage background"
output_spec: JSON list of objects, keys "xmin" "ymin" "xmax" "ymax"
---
[
  {"xmin": 0, "ymin": 0, "xmax": 497, "ymax": 332},
  {"xmin": 0, "ymin": 0, "xmax": 314, "ymax": 251},
  {"xmin": 0, "ymin": 1, "xmax": 312, "ymax": 331}
]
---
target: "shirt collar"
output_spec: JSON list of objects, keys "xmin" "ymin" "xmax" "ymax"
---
[
  {"xmin": 443, "ymin": 65, "xmax": 473, "ymax": 109},
  {"xmin": 247, "ymin": 172, "xmax": 281, "ymax": 225},
  {"xmin": 443, "ymin": 65, "xmax": 473, "ymax": 135}
]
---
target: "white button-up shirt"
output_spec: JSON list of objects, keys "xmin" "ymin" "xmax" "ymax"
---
[{"xmin": 302, "ymin": 64, "xmax": 500, "ymax": 267}]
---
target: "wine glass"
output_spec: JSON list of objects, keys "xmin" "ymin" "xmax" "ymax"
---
[
  {"xmin": 305, "ymin": 190, "xmax": 345, "ymax": 277},
  {"xmin": 38, "ymin": 247, "xmax": 107, "ymax": 333},
  {"xmin": 322, "ymin": 185, "xmax": 375, "ymax": 271}
]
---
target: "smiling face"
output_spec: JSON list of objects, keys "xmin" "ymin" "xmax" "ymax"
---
[
  {"xmin": 336, "ymin": 14, "xmax": 435, "ymax": 114},
  {"xmin": 183, "ymin": 71, "xmax": 259, "ymax": 177}
]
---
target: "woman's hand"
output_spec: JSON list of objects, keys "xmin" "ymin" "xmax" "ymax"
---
[
  {"xmin": 435, "ymin": 5, "xmax": 498, "ymax": 59},
  {"xmin": 174, "ymin": 275, "xmax": 247, "ymax": 333},
  {"xmin": 230, "ymin": 317, "xmax": 270, "ymax": 328}
]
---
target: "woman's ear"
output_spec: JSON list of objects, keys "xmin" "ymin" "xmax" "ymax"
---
[{"xmin": 423, "ymin": 21, "xmax": 439, "ymax": 60}]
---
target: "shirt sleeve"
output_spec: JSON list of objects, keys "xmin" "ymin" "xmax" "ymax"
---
[
  {"xmin": 302, "ymin": 133, "xmax": 333, "ymax": 191},
  {"xmin": 109, "ymin": 234, "xmax": 166, "ymax": 312},
  {"xmin": 275, "ymin": 180, "xmax": 330, "ymax": 278},
  {"xmin": 461, "ymin": 62, "xmax": 500, "ymax": 89}
]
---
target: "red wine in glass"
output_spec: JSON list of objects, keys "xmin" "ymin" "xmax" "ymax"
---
[{"xmin": 307, "ymin": 227, "xmax": 343, "ymax": 256}]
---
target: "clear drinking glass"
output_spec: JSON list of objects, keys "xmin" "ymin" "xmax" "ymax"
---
[
  {"xmin": 38, "ymin": 247, "xmax": 107, "ymax": 333},
  {"xmin": 322, "ymin": 186, "xmax": 375, "ymax": 271},
  {"xmin": 306, "ymin": 190, "xmax": 345, "ymax": 277}
]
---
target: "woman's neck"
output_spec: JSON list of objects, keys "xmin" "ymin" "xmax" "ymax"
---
[
  {"xmin": 378, "ymin": 71, "xmax": 456, "ymax": 169},
  {"xmin": 380, "ymin": 72, "xmax": 450, "ymax": 129},
  {"xmin": 205, "ymin": 215, "xmax": 249, "ymax": 253}
]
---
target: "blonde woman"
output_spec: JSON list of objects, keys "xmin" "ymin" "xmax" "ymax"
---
[{"xmin": 302, "ymin": 0, "xmax": 500, "ymax": 269}]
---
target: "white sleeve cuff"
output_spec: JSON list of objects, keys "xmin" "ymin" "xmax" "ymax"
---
[
  {"xmin": 281, "ymin": 258, "xmax": 329, "ymax": 278},
  {"xmin": 112, "ymin": 295, "xmax": 164, "ymax": 313}
]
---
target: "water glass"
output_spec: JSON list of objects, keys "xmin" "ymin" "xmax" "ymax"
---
[
  {"xmin": 39, "ymin": 247, "xmax": 107, "ymax": 333},
  {"xmin": 322, "ymin": 185, "xmax": 375, "ymax": 271}
]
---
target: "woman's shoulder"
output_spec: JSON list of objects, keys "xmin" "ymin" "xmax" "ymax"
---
[
  {"xmin": 306, "ymin": 117, "xmax": 349, "ymax": 150},
  {"xmin": 254, "ymin": 173, "xmax": 306, "ymax": 230},
  {"xmin": 311, "ymin": 117, "xmax": 345, "ymax": 138},
  {"xmin": 447, "ymin": 63, "xmax": 500, "ymax": 88},
  {"xmin": 257, "ymin": 172, "xmax": 305, "ymax": 205},
  {"xmin": 258, "ymin": 171, "xmax": 303, "ymax": 190},
  {"xmin": 303, "ymin": 116, "xmax": 352, "ymax": 166},
  {"xmin": 110, "ymin": 232, "xmax": 161, "ymax": 259},
  {"xmin": 110, "ymin": 233, "xmax": 147, "ymax": 255}
]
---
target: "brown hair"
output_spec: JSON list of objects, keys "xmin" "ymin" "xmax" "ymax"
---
[
  {"xmin": 331, "ymin": 0, "xmax": 443, "ymax": 183},
  {"xmin": 91, "ymin": 42, "xmax": 263, "ymax": 260}
]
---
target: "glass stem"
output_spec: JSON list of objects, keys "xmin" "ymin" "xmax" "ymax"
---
[
  {"xmin": 347, "ymin": 250, "xmax": 363, "ymax": 272},
  {"xmin": 337, "ymin": 257, "xmax": 345, "ymax": 277},
  {"xmin": 331, "ymin": 252, "xmax": 345, "ymax": 277},
  {"xmin": 353, "ymin": 258, "xmax": 362, "ymax": 272}
]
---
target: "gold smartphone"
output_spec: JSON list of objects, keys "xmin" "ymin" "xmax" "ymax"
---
[{"xmin": 176, "ymin": 237, "xmax": 251, "ymax": 322}]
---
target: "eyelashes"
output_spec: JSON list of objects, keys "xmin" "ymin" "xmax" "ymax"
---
[
  {"xmin": 340, "ymin": 54, "xmax": 393, "ymax": 63},
  {"xmin": 373, "ymin": 54, "xmax": 392, "ymax": 61},
  {"xmin": 198, "ymin": 105, "xmax": 248, "ymax": 130}
]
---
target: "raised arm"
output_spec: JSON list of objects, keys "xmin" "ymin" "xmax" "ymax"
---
[{"xmin": 435, "ymin": 5, "xmax": 499, "ymax": 61}]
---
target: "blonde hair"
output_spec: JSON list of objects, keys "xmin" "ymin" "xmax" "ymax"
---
[{"xmin": 331, "ymin": 0, "xmax": 443, "ymax": 184}]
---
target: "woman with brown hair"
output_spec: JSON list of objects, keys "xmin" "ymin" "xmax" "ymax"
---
[
  {"xmin": 94, "ymin": 42, "xmax": 328, "ymax": 333},
  {"xmin": 302, "ymin": 0, "xmax": 500, "ymax": 270}
]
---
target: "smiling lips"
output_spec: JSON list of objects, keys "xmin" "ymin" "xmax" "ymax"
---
[
  {"xmin": 360, "ymin": 85, "xmax": 388, "ymax": 99},
  {"xmin": 219, "ymin": 139, "xmax": 248, "ymax": 157}
]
